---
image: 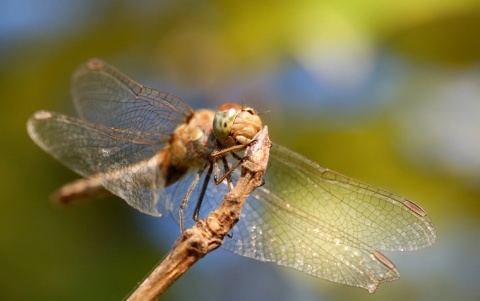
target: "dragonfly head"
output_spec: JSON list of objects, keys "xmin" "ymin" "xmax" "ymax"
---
[{"xmin": 213, "ymin": 103, "xmax": 262, "ymax": 147}]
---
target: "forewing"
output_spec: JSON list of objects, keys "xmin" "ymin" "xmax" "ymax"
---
[
  {"xmin": 71, "ymin": 59, "xmax": 194, "ymax": 136},
  {"xmin": 245, "ymin": 144, "xmax": 436, "ymax": 251},
  {"xmin": 167, "ymin": 143, "xmax": 436, "ymax": 292},
  {"xmin": 27, "ymin": 111, "xmax": 168, "ymax": 216},
  {"xmin": 220, "ymin": 144, "xmax": 436, "ymax": 291}
]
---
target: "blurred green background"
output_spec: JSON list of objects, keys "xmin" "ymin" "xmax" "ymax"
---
[{"xmin": 2, "ymin": 0, "xmax": 480, "ymax": 300}]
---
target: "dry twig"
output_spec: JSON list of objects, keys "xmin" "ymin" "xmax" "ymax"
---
[{"xmin": 126, "ymin": 126, "xmax": 271, "ymax": 301}]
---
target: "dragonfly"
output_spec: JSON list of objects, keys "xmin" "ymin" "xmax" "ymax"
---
[{"xmin": 27, "ymin": 59, "xmax": 436, "ymax": 293}]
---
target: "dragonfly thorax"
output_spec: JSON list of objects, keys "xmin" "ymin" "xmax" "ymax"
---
[{"xmin": 213, "ymin": 103, "xmax": 262, "ymax": 147}]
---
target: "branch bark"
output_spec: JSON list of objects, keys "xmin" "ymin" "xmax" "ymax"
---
[{"xmin": 126, "ymin": 126, "xmax": 271, "ymax": 301}]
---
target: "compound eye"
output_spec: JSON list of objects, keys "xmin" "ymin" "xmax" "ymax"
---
[{"xmin": 213, "ymin": 103, "xmax": 242, "ymax": 145}]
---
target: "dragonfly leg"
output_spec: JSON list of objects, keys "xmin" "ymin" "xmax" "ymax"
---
[
  {"xmin": 211, "ymin": 139, "xmax": 260, "ymax": 185},
  {"xmin": 231, "ymin": 152, "xmax": 242, "ymax": 161},
  {"xmin": 179, "ymin": 162, "xmax": 207, "ymax": 232},
  {"xmin": 212, "ymin": 156, "xmax": 235, "ymax": 190},
  {"xmin": 213, "ymin": 152, "xmax": 246, "ymax": 185},
  {"xmin": 211, "ymin": 144, "xmax": 246, "ymax": 158},
  {"xmin": 214, "ymin": 158, "xmax": 243, "ymax": 185},
  {"xmin": 192, "ymin": 163, "xmax": 213, "ymax": 221}
]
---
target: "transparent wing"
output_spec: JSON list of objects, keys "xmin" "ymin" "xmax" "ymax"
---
[
  {"xmin": 27, "ymin": 59, "xmax": 196, "ymax": 216},
  {"xmin": 240, "ymin": 144, "xmax": 436, "ymax": 252},
  {"xmin": 71, "ymin": 59, "xmax": 194, "ymax": 137},
  {"xmin": 27, "ymin": 111, "xmax": 169, "ymax": 216},
  {"xmin": 168, "ymin": 143, "xmax": 436, "ymax": 292}
]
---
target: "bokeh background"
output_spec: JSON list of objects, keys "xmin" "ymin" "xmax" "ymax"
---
[{"xmin": 2, "ymin": 1, "xmax": 480, "ymax": 300}]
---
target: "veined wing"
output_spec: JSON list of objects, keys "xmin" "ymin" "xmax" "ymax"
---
[
  {"xmin": 27, "ymin": 59, "xmax": 195, "ymax": 216},
  {"xmin": 243, "ymin": 144, "xmax": 436, "ymax": 251},
  {"xmin": 72, "ymin": 59, "xmax": 194, "ymax": 138},
  {"xmin": 27, "ymin": 111, "xmax": 168, "ymax": 216},
  {"xmin": 168, "ymin": 143, "xmax": 436, "ymax": 292}
]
